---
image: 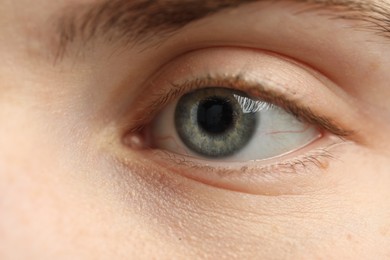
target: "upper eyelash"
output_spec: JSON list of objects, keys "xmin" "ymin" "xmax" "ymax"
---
[{"xmin": 141, "ymin": 73, "xmax": 355, "ymax": 138}]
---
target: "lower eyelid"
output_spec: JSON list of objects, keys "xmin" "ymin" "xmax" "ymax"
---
[{"xmin": 130, "ymin": 134, "xmax": 350, "ymax": 196}]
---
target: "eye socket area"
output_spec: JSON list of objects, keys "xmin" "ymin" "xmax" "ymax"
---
[{"xmin": 120, "ymin": 47, "xmax": 354, "ymax": 195}]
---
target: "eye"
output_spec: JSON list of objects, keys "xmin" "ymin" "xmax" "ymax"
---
[
  {"xmin": 150, "ymin": 87, "xmax": 321, "ymax": 161},
  {"xmin": 121, "ymin": 47, "xmax": 354, "ymax": 195}
]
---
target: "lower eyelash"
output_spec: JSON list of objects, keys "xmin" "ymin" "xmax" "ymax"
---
[
  {"xmin": 153, "ymin": 146, "xmax": 334, "ymax": 176},
  {"xmin": 145, "ymin": 137, "xmax": 347, "ymax": 178}
]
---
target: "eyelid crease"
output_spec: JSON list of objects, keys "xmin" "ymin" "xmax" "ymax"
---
[{"xmin": 137, "ymin": 73, "xmax": 355, "ymax": 138}]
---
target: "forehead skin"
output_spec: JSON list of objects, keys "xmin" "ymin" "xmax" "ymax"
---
[{"xmin": 0, "ymin": 0, "xmax": 390, "ymax": 259}]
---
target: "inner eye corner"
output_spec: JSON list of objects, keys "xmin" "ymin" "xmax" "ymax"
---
[{"xmin": 122, "ymin": 124, "xmax": 150, "ymax": 151}]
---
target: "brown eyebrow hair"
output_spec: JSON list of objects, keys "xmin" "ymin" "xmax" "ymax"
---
[{"xmin": 56, "ymin": 0, "xmax": 390, "ymax": 60}]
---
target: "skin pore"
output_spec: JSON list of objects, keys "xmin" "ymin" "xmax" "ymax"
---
[{"xmin": 1, "ymin": 0, "xmax": 390, "ymax": 259}]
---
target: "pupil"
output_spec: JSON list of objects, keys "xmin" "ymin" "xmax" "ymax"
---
[{"xmin": 197, "ymin": 97, "xmax": 234, "ymax": 134}]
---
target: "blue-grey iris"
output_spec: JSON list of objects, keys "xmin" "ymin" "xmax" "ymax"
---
[{"xmin": 175, "ymin": 87, "xmax": 258, "ymax": 158}]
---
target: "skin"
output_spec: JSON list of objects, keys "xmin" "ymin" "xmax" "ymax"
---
[{"xmin": 1, "ymin": 0, "xmax": 390, "ymax": 259}]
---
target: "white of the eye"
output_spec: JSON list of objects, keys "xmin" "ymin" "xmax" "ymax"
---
[
  {"xmin": 151, "ymin": 99, "xmax": 320, "ymax": 161},
  {"xmin": 228, "ymin": 106, "xmax": 320, "ymax": 161},
  {"xmin": 151, "ymin": 100, "xmax": 188, "ymax": 155}
]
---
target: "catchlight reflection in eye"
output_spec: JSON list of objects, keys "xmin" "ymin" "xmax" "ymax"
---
[{"xmin": 150, "ymin": 87, "xmax": 321, "ymax": 161}]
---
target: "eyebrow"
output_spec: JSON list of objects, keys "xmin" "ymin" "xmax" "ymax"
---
[{"xmin": 56, "ymin": 0, "xmax": 390, "ymax": 59}]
